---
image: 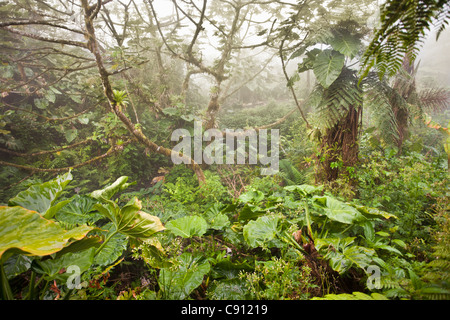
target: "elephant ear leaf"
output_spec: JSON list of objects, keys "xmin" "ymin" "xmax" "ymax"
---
[
  {"xmin": 94, "ymin": 197, "xmax": 165, "ymax": 239},
  {"xmin": 312, "ymin": 196, "xmax": 367, "ymax": 224},
  {"xmin": 117, "ymin": 197, "xmax": 165, "ymax": 238},
  {"xmin": 165, "ymin": 215, "xmax": 208, "ymax": 238},
  {"xmin": 243, "ymin": 215, "xmax": 282, "ymax": 248},
  {"xmin": 0, "ymin": 206, "xmax": 93, "ymax": 260},
  {"xmin": 8, "ymin": 171, "xmax": 73, "ymax": 219},
  {"xmin": 328, "ymin": 31, "xmax": 361, "ymax": 59},
  {"xmin": 89, "ymin": 176, "xmax": 135, "ymax": 202},
  {"xmin": 313, "ymin": 49, "xmax": 345, "ymax": 88}
]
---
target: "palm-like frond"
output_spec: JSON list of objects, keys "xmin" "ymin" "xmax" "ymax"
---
[
  {"xmin": 362, "ymin": 72, "xmax": 399, "ymax": 144},
  {"xmin": 278, "ymin": 159, "xmax": 306, "ymax": 186},
  {"xmin": 436, "ymin": 2, "xmax": 450, "ymax": 40},
  {"xmin": 419, "ymin": 88, "xmax": 450, "ymax": 113},
  {"xmin": 311, "ymin": 68, "xmax": 363, "ymax": 131},
  {"xmin": 361, "ymin": 0, "xmax": 449, "ymax": 79}
]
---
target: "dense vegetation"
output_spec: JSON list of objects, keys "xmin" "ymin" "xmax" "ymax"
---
[{"xmin": 0, "ymin": 0, "xmax": 449, "ymax": 301}]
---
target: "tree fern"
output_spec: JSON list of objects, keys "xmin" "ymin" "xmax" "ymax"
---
[
  {"xmin": 312, "ymin": 67, "xmax": 363, "ymax": 132},
  {"xmin": 435, "ymin": 2, "xmax": 450, "ymax": 40}
]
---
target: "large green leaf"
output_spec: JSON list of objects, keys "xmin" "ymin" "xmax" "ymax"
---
[
  {"xmin": 32, "ymin": 247, "xmax": 96, "ymax": 282},
  {"xmin": 8, "ymin": 171, "xmax": 73, "ymax": 219},
  {"xmin": 350, "ymin": 204, "xmax": 398, "ymax": 220},
  {"xmin": 93, "ymin": 223, "xmax": 128, "ymax": 266},
  {"xmin": 158, "ymin": 253, "xmax": 210, "ymax": 300},
  {"xmin": 238, "ymin": 204, "xmax": 266, "ymax": 222},
  {"xmin": 89, "ymin": 176, "xmax": 135, "ymax": 201},
  {"xmin": 64, "ymin": 128, "xmax": 78, "ymax": 143},
  {"xmin": 312, "ymin": 196, "xmax": 367, "ymax": 224},
  {"xmin": 243, "ymin": 215, "xmax": 281, "ymax": 248},
  {"xmin": 0, "ymin": 206, "xmax": 93, "ymax": 259},
  {"xmin": 209, "ymin": 213, "xmax": 230, "ymax": 231},
  {"xmin": 238, "ymin": 189, "xmax": 264, "ymax": 204},
  {"xmin": 94, "ymin": 197, "xmax": 165, "ymax": 239},
  {"xmin": 3, "ymin": 254, "xmax": 33, "ymax": 280},
  {"xmin": 329, "ymin": 31, "xmax": 361, "ymax": 59},
  {"xmin": 315, "ymin": 237, "xmax": 375, "ymax": 273},
  {"xmin": 284, "ymin": 184, "xmax": 323, "ymax": 197},
  {"xmin": 56, "ymin": 195, "xmax": 102, "ymax": 226},
  {"xmin": 313, "ymin": 49, "xmax": 345, "ymax": 88},
  {"xmin": 165, "ymin": 215, "xmax": 207, "ymax": 238}
]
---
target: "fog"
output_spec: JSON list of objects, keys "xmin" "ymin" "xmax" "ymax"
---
[{"xmin": 416, "ymin": 28, "xmax": 450, "ymax": 89}]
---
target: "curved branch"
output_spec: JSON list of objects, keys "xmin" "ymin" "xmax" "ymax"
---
[
  {"xmin": 1, "ymin": 102, "xmax": 99, "ymax": 122},
  {"xmin": 279, "ymin": 37, "xmax": 310, "ymax": 128},
  {"xmin": 2, "ymin": 26, "xmax": 87, "ymax": 48},
  {"xmin": 0, "ymin": 140, "xmax": 132, "ymax": 173},
  {"xmin": 223, "ymin": 106, "xmax": 298, "ymax": 137},
  {"xmin": 0, "ymin": 138, "xmax": 94, "ymax": 157},
  {"xmin": 0, "ymin": 20, "xmax": 84, "ymax": 34},
  {"xmin": 80, "ymin": 0, "xmax": 205, "ymax": 183}
]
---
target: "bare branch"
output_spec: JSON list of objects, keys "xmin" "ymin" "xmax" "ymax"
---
[
  {"xmin": 0, "ymin": 138, "xmax": 94, "ymax": 157},
  {"xmin": 0, "ymin": 20, "xmax": 84, "ymax": 34},
  {"xmin": 1, "ymin": 102, "xmax": 99, "ymax": 122},
  {"xmin": 279, "ymin": 37, "xmax": 310, "ymax": 128},
  {"xmin": 2, "ymin": 26, "xmax": 87, "ymax": 48},
  {"xmin": 80, "ymin": 0, "xmax": 206, "ymax": 183},
  {"xmin": 0, "ymin": 140, "xmax": 132, "ymax": 173}
]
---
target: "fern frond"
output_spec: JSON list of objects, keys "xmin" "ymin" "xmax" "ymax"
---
[
  {"xmin": 361, "ymin": 0, "xmax": 448, "ymax": 79},
  {"xmin": 313, "ymin": 68, "xmax": 363, "ymax": 131},
  {"xmin": 419, "ymin": 88, "xmax": 450, "ymax": 113},
  {"xmin": 278, "ymin": 159, "xmax": 306, "ymax": 186},
  {"xmin": 362, "ymin": 72, "xmax": 399, "ymax": 144},
  {"xmin": 435, "ymin": 2, "xmax": 450, "ymax": 40}
]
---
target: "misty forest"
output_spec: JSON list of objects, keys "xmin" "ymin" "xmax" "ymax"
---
[{"xmin": 0, "ymin": 0, "xmax": 449, "ymax": 301}]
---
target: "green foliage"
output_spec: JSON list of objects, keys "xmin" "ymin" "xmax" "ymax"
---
[
  {"xmin": 357, "ymin": 149, "xmax": 446, "ymax": 242},
  {"xmin": 0, "ymin": 0, "xmax": 448, "ymax": 303},
  {"xmin": 312, "ymin": 291, "xmax": 389, "ymax": 300},
  {"xmin": 243, "ymin": 215, "xmax": 283, "ymax": 248},
  {"xmin": 313, "ymin": 49, "xmax": 346, "ymax": 88},
  {"xmin": 0, "ymin": 172, "xmax": 164, "ymax": 300},
  {"xmin": 0, "ymin": 206, "xmax": 93, "ymax": 260},
  {"xmin": 278, "ymin": 159, "xmax": 306, "ymax": 186},
  {"xmin": 165, "ymin": 215, "xmax": 208, "ymax": 238},
  {"xmin": 240, "ymin": 257, "xmax": 315, "ymax": 300},
  {"xmin": 158, "ymin": 253, "xmax": 210, "ymax": 300},
  {"xmin": 55, "ymin": 195, "xmax": 102, "ymax": 227},
  {"xmin": 315, "ymin": 237, "xmax": 375, "ymax": 273},
  {"xmin": 112, "ymin": 90, "xmax": 129, "ymax": 107},
  {"xmin": 8, "ymin": 171, "xmax": 73, "ymax": 219}
]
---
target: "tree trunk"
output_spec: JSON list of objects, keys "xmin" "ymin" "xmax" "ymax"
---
[
  {"xmin": 80, "ymin": 0, "xmax": 206, "ymax": 184},
  {"xmin": 316, "ymin": 105, "xmax": 361, "ymax": 185}
]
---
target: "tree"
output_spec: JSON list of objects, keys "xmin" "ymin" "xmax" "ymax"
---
[
  {"xmin": 371, "ymin": 55, "xmax": 449, "ymax": 155},
  {"xmin": 0, "ymin": 0, "xmax": 206, "ymax": 190},
  {"xmin": 149, "ymin": 0, "xmax": 292, "ymax": 130},
  {"xmin": 290, "ymin": 20, "xmax": 366, "ymax": 184}
]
